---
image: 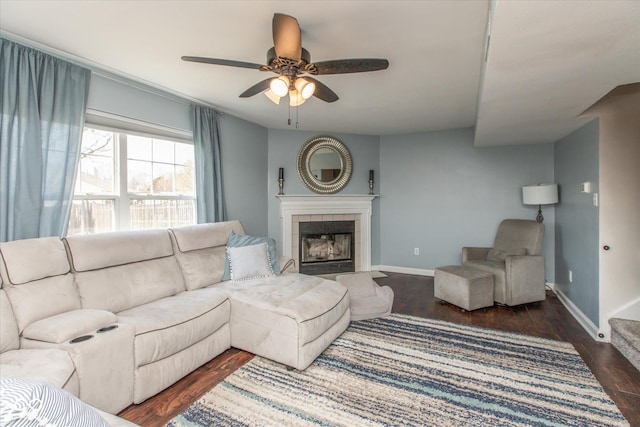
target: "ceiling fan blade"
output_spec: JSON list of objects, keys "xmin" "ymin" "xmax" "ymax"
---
[
  {"xmin": 272, "ymin": 13, "xmax": 302, "ymax": 61},
  {"xmin": 311, "ymin": 58, "xmax": 389, "ymax": 75},
  {"xmin": 181, "ymin": 56, "xmax": 264, "ymax": 70},
  {"xmin": 305, "ymin": 77, "xmax": 339, "ymax": 103},
  {"xmin": 239, "ymin": 79, "xmax": 272, "ymax": 98}
]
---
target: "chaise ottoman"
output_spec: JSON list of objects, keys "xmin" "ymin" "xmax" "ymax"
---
[
  {"xmin": 214, "ymin": 273, "xmax": 351, "ymax": 370},
  {"xmin": 434, "ymin": 265, "xmax": 494, "ymax": 311}
]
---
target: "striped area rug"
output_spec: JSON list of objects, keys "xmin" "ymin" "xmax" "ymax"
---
[{"xmin": 167, "ymin": 314, "xmax": 628, "ymax": 426}]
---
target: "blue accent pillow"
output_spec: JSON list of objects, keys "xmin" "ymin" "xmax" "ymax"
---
[{"xmin": 222, "ymin": 230, "xmax": 280, "ymax": 281}]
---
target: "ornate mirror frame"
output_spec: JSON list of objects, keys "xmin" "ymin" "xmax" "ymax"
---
[{"xmin": 297, "ymin": 136, "xmax": 353, "ymax": 194}]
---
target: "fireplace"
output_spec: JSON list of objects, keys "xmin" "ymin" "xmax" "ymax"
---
[
  {"xmin": 299, "ymin": 221, "xmax": 355, "ymax": 275},
  {"xmin": 278, "ymin": 195, "xmax": 375, "ymax": 273}
]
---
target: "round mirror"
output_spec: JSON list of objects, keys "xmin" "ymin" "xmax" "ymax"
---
[{"xmin": 297, "ymin": 136, "xmax": 352, "ymax": 194}]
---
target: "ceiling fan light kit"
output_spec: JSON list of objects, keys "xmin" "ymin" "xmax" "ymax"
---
[
  {"xmin": 288, "ymin": 89, "xmax": 306, "ymax": 107},
  {"xmin": 270, "ymin": 75, "xmax": 290, "ymax": 97},
  {"xmin": 182, "ymin": 13, "xmax": 389, "ymax": 125},
  {"xmin": 264, "ymin": 89, "xmax": 281, "ymax": 105},
  {"xmin": 295, "ymin": 78, "xmax": 315, "ymax": 100}
]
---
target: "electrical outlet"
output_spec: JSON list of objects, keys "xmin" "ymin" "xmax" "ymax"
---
[
  {"xmin": 569, "ymin": 270, "xmax": 573, "ymax": 283},
  {"xmin": 414, "ymin": 248, "xmax": 419, "ymax": 256}
]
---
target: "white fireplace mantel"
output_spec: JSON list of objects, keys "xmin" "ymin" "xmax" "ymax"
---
[{"xmin": 278, "ymin": 195, "xmax": 376, "ymax": 272}]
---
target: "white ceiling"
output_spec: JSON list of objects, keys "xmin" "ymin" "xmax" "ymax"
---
[{"xmin": 1, "ymin": 1, "xmax": 638, "ymax": 146}]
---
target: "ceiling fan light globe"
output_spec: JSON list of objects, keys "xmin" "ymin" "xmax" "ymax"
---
[
  {"xmin": 270, "ymin": 76, "xmax": 290, "ymax": 97},
  {"xmin": 295, "ymin": 78, "xmax": 316, "ymax": 100},
  {"xmin": 289, "ymin": 89, "xmax": 306, "ymax": 107},
  {"xmin": 264, "ymin": 89, "xmax": 281, "ymax": 104}
]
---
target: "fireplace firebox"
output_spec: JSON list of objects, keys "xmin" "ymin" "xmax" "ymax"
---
[{"xmin": 299, "ymin": 221, "xmax": 355, "ymax": 275}]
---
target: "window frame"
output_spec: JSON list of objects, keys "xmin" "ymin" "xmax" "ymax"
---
[{"xmin": 70, "ymin": 115, "xmax": 196, "ymax": 235}]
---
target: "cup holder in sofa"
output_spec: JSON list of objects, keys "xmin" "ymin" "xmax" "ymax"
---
[
  {"xmin": 97, "ymin": 325, "xmax": 118, "ymax": 333},
  {"xmin": 69, "ymin": 335, "xmax": 94, "ymax": 344}
]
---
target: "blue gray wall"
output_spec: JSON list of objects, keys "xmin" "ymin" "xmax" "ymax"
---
[
  {"xmin": 554, "ymin": 120, "xmax": 600, "ymax": 324},
  {"xmin": 379, "ymin": 128, "xmax": 556, "ymax": 280},
  {"xmin": 219, "ymin": 114, "xmax": 268, "ymax": 235},
  {"xmin": 88, "ymin": 73, "xmax": 192, "ymax": 133},
  {"xmin": 267, "ymin": 130, "xmax": 380, "ymax": 260}
]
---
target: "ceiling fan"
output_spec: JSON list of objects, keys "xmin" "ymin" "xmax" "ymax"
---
[{"xmin": 182, "ymin": 13, "xmax": 389, "ymax": 106}]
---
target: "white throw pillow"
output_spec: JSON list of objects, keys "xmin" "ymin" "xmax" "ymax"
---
[
  {"xmin": 227, "ymin": 242, "xmax": 276, "ymax": 282},
  {"xmin": 0, "ymin": 377, "xmax": 110, "ymax": 427}
]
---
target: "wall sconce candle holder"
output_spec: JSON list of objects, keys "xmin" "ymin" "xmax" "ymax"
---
[
  {"xmin": 369, "ymin": 170, "xmax": 374, "ymax": 195},
  {"xmin": 278, "ymin": 167, "xmax": 285, "ymax": 195}
]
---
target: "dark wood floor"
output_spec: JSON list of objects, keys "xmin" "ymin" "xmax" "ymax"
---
[{"xmin": 119, "ymin": 272, "xmax": 640, "ymax": 426}]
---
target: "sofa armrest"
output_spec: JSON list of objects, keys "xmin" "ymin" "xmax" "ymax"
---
[
  {"xmin": 462, "ymin": 247, "xmax": 491, "ymax": 263},
  {"xmin": 279, "ymin": 256, "xmax": 297, "ymax": 273},
  {"xmin": 22, "ymin": 309, "xmax": 117, "ymax": 344},
  {"xmin": 505, "ymin": 255, "xmax": 546, "ymax": 305}
]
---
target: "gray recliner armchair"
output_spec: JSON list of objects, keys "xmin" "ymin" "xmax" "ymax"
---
[{"xmin": 462, "ymin": 219, "xmax": 546, "ymax": 306}]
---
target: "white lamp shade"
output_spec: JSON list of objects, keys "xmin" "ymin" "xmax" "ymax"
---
[
  {"xmin": 522, "ymin": 184, "xmax": 559, "ymax": 205},
  {"xmin": 294, "ymin": 78, "xmax": 316, "ymax": 100},
  {"xmin": 288, "ymin": 89, "xmax": 306, "ymax": 106},
  {"xmin": 264, "ymin": 89, "xmax": 281, "ymax": 104},
  {"xmin": 270, "ymin": 76, "xmax": 290, "ymax": 97}
]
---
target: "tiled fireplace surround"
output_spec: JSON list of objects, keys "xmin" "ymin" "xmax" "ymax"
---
[{"xmin": 278, "ymin": 195, "xmax": 375, "ymax": 273}]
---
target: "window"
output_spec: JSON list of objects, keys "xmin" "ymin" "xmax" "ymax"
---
[{"xmin": 68, "ymin": 127, "xmax": 196, "ymax": 235}]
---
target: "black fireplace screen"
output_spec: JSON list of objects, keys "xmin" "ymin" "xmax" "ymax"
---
[
  {"xmin": 298, "ymin": 220, "xmax": 355, "ymax": 275},
  {"xmin": 302, "ymin": 233, "xmax": 352, "ymax": 263}
]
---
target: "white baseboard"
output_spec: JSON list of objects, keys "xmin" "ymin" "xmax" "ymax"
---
[
  {"xmin": 548, "ymin": 283, "xmax": 604, "ymax": 342},
  {"xmin": 372, "ymin": 265, "xmax": 434, "ymax": 277}
]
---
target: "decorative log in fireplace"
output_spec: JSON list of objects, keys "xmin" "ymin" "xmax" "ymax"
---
[{"xmin": 299, "ymin": 220, "xmax": 355, "ymax": 275}]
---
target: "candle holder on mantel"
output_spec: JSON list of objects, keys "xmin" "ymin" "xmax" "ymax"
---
[
  {"xmin": 368, "ymin": 170, "xmax": 375, "ymax": 195},
  {"xmin": 278, "ymin": 167, "xmax": 285, "ymax": 195}
]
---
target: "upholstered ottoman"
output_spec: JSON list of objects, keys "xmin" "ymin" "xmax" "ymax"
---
[
  {"xmin": 336, "ymin": 272, "xmax": 394, "ymax": 321},
  {"xmin": 434, "ymin": 265, "xmax": 494, "ymax": 311}
]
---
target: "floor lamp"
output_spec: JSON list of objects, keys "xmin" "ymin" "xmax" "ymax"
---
[{"xmin": 522, "ymin": 184, "xmax": 559, "ymax": 223}]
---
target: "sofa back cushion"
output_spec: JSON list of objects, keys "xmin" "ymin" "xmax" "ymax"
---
[
  {"xmin": 0, "ymin": 237, "xmax": 81, "ymax": 333},
  {"xmin": 65, "ymin": 229, "xmax": 185, "ymax": 313},
  {"xmin": 0, "ymin": 286, "xmax": 20, "ymax": 352},
  {"xmin": 170, "ymin": 221, "xmax": 245, "ymax": 290},
  {"xmin": 493, "ymin": 219, "xmax": 545, "ymax": 256}
]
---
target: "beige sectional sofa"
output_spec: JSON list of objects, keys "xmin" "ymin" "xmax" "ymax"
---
[{"xmin": 0, "ymin": 220, "xmax": 350, "ymax": 425}]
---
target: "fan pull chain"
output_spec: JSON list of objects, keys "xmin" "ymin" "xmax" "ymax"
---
[
  {"xmin": 296, "ymin": 104, "xmax": 299, "ymax": 129},
  {"xmin": 288, "ymin": 103, "xmax": 291, "ymax": 126}
]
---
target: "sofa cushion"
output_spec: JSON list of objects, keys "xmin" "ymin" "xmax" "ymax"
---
[
  {"xmin": 171, "ymin": 220, "xmax": 244, "ymax": 253},
  {"xmin": 73, "ymin": 257, "xmax": 185, "ymax": 313},
  {"xmin": 0, "ymin": 348, "xmax": 76, "ymax": 391},
  {"xmin": 116, "ymin": 288, "xmax": 230, "ymax": 366},
  {"xmin": 22, "ymin": 309, "xmax": 117, "ymax": 344},
  {"xmin": 227, "ymin": 243, "xmax": 275, "ymax": 281},
  {"xmin": 0, "ymin": 237, "xmax": 69, "ymax": 284},
  {"xmin": 218, "ymin": 273, "xmax": 349, "ymax": 345},
  {"xmin": 3, "ymin": 274, "xmax": 81, "ymax": 334},
  {"xmin": 216, "ymin": 273, "xmax": 350, "ymax": 369},
  {"xmin": 222, "ymin": 230, "xmax": 279, "ymax": 281},
  {"xmin": 0, "ymin": 377, "xmax": 109, "ymax": 427},
  {"xmin": 65, "ymin": 229, "xmax": 174, "ymax": 272},
  {"xmin": 170, "ymin": 221, "xmax": 245, "ymax": 291},
  {"xmin": 0, "ymin": 290, "xmax": 19, "ymax": 353}
]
